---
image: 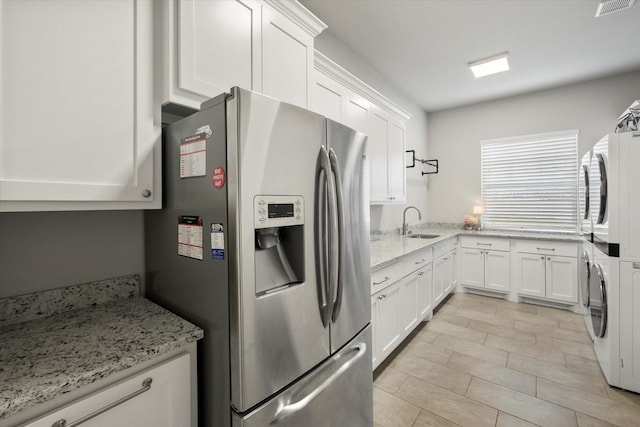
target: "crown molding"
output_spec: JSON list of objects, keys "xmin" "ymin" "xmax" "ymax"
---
[
  {"xmin": 263, "ymin": 0, "xmax": 327, "ymax": 37},
  {"xmin": 314, "ymin": 51, "xmax": 411, "ymax": 122}
]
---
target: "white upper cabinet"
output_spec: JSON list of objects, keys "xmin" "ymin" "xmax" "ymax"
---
[
  {"xmin": 0, "ymin": 0, "xmax": 160, "ymax": 211},
  {"xmin": 157, "ymin": 0, "xmax": 325, "ymax": 110},
  {"xmin": 310, "ymin": 52, "xmax": 410, "ymax": 204}
]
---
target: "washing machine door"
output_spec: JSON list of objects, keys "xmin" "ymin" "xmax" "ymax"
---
[
  {"xmin": 579, "ymin": 249, "xmax": 590, "ymax": 308},
  {"xmin": 578, "ymin": 163, "xmax": 589, "ymax": 222},
  {"xmin": 589, "ymin": 263, "xmax": 607, "ymax": 338}
]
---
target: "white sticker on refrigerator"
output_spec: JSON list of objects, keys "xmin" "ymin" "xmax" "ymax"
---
[
  {"xmin": 180, "ymin": 132, "xmax": 207, "ymax": 178},
  {"xmin": 211, "ymin": 223, "xmax": 225, "ymax": 260},
  {"xmin": 178, "ymin": 215, "xmax": 203, "ymax": 260}
]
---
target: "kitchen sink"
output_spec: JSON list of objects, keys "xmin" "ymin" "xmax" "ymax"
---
[{"xmin": 407, "ymin": 234, "xmax": 440, "ymax": 239}]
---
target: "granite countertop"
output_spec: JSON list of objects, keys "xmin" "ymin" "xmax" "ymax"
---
[
  {"xmin": 371, "ymin": 226, "xmax": 580, "ymax": 271},
  {"xmin": 0, "ymin": 275, "xmax": 204, "ymax": 421}
]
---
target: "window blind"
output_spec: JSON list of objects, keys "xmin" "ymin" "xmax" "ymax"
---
[{"xmin": 481, "ymin": 130, "xmax": 578, "ymax": 233}]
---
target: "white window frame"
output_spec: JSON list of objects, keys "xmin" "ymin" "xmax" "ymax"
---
[{"xmin": 480, "ymin": 129, "xmax": 578, "ymax": 233}]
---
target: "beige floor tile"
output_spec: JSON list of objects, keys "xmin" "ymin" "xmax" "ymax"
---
[
  {"xmin": 576, "ymin": 412, "xmax": 618, "ymax": 427},
  {"xmin": 403, "ymin": 336, "xmax": 454, "ymax": 365},
  {"xmin": 495, "ymin": 307, "xmax": 560, "ymax": 327},
  {"xmin": 535, "ymin": 334, "xmax": 597, "ymax": 361},
  {"xmin": 467, "ymin": 319, "xmax": 537, "ymax": 344},
  {"xmin": 424, "ymin": 319, "xmax": 488, "ymax": 344},
  {"xmin": 411, "ymin": 409, "xmax": 460, "ymax": 427},
  {"xmin": 448, "ymin": 352, "xmax": 536, "ymax": 396},
  {"xmin": 373, "ymin": 387, "xmax": 421, "ymax": 427},
  {"xmin": 388, "ymin": 351, "xmax": 472, "ymax": 395},
  {"xmin": 496, "ymin": 411, "xmax": 539, "ymax": 427},
  {"xmin": 455, "ymin": 307, "xmax": 516, "ymax": 328},
  {"xmin": 434, "ymin": 333, "xmax": 509, "ymax": 366},
  {"xmin": 537, "ymin": 378, "xmax": 640, "ymax": 427},
  {"xmin": 466, "ymin": 377, "xmax": 578, "ymax": 427},
  {"xmin": 536, "ymin": 304, "xmax": 585, "ymax": 322},
  {"xmin": 514, "ymin": 319, "xmax": 592, "ymax": 344},
  {"xmin": 412, "ymin": 327, "xmax": 441, "ymax": 344},
  {"xmin": 485, "ymin": 334, "xmax": 567, "ymax": 366},
  {"xmin": 605, "ymin": 385, "xmax": 640, "ymax": 406},
  {"xmin": 374, "ymin": 365, "xmax": 409, "ymax": 394},
  {"xmin": 507, "ymin": 352, "xmax": 609, "ymax": 397},
  {"xmin": 496, "ymin": 300, "xmax": 540, "ymax": 314},
  {"xmin": 434, "ymin": 302, "xmax": 461, "ymax": 316},
  {"xmin": 560, "ymin": 318, "xmax": 592, "ymax": 332},
  {"xmin": 396, "ymin": 375, "xmax": 497, "ymax": 427},
  {"xmin": 564, "ymin": 353, "xmax": 605, "ymax": 378},
  {"xmin": 434, "ymin": 312, "xmax": 472, "ymax": 327}
]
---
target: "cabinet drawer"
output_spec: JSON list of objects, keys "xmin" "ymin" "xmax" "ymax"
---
[
  {"xmin": 371, "ymin": 261, "xmax": 406, "ymax": 294},
  {"xmin": 515, "ymin": 240, "xmax": 577, "ymax": 257},
  {"xmin": 403, "ymin": 248, "xmax": 433, "ymax": 273},
  {"xmin": 434, "ymin": 237, "xmax": 458, "ymax": 258},
  {"xmin": 460, "ymin": 236, "xmax": 510, "ymax": 252}
]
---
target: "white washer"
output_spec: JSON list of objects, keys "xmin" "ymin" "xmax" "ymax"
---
[{"xmin": 590, "ymin": 244, "xmax": 620, "ymax": 387}]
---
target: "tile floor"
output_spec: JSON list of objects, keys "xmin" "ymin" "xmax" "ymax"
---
[{"xmin": 373, "ymin": 292, "xmax": 640, "ymax": 427}]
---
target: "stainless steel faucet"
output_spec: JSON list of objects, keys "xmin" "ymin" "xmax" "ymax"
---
[{"xmin": 402, "ymin": 206, "xmax": 422, "ymax": 235}]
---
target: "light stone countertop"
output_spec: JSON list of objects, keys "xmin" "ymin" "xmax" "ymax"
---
[
  {"xmin": 0, "ymin": 276, "xmax": 204, "ymax": 421},
  {"xmin": 371, "ymin": 226, "xmax": 580, "ymax": 271}
]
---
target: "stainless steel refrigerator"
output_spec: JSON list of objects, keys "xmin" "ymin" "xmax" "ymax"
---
[{"xmin": 145, "ymin": 87, "xmax": 372, "ymax": 427}]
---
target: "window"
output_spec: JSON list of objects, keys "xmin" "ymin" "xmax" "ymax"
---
[{"xmin": 481, "ymin": 130, "xmax": 578, "ymax": 233}]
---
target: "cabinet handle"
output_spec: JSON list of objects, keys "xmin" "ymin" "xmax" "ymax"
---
[
  {"xmin": 415, "ymin": 258, "xmax": 426, "ymax": 265},
  {"xmin": 418, "ymin": 271, "xmax": 424, "ymax": 276},
  {"xmin": 547, "ymin": 257, "xmax": 551, "ymax": 260},
  {"xmin": 377, "ymin": 295, "xmax": 384, "ymax": 300},
  {"xmin": 540, "ymin": 256, "xmax": 544, "ymax": 260},
  {"xmin": 476, "ymin": 242, "xmax": 492, "ymax": 246},
  {"xmin": 51, "ymin": 378, "xmax": 152, "ymax": 427},
  {"xmin": 443, "ymin": 256, "xmax": 449, "ymax": 261},
  {"xmin": 633, "ymin": 262, "xmax": 640, "ymax": 269},
  {"xmin": 373, "ymin": 276, "xmax": 391, "ymax": 285},
  {"xmin": 536, "ymin": 247, "xmax": 555, "ymax": 251}
]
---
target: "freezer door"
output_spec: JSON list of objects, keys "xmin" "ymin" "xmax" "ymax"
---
[
  {"xmin": 326, "ymin": 119, "xmax": 371, "ymax": 353},
  {"xmin": 227, "ymin": 88, "xmax": 331, "ymax": 412},
  {"xmin": 232, "ymin": 325, "xmax": 373, "ymax": 427}
]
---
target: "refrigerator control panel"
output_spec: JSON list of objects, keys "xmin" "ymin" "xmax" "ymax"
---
[{"xmin": 254, "ymin": 195, "xmax": 304, "ymax": 229}]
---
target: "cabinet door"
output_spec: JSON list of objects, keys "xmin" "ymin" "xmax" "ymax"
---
[
  {"xmin": 485, "ymin": 250, "xmax": 510, "ymax": 292},
  {"xmin": 262, "ymin": 4, "xmax": 313, "ymax": 108},
  {"xmin": 369, "ymin": 109, "xmax": 390, "ymax": 202},
  {"xmin": 24, "ymin": 354, "xmax": 191, "ymax": 427},
  {"xmin": 377, "ymin": 283, "xmax": 401, "ymax": 362},
  {"xmin": 311, "ymin": 71, "xmax": 345, "ymax": 121},
  {"xmin": 176, "ymin": 0, "xmax": 261, "ymax": 105},
  {"xmin": 515, "ymin": 253, "xmax": 546, "ymax": 298},
  {"xmin": 460, "ymin": 248, "xmax": 484, "ymax": 288},
  {"xmin": 416, "ymin": 264, "xmax": 433, "ymax": 320},
  {"xmin": 443, "ymin": 252, "xmax": 456, "ymax": 295},
  {"xmin": 433, "ymin": 256, "xmax": 446, "ymax": 306},
  {"xmin": 344, "ymin": 96, "xmax": 370, "ymax": 134},
  {"xmin": 398, "ymin": 272, "xmax": 419, "ymax": 337},
  {"xmin": 1, "ymin": 0, "xmax": 159, "ymax": 210},
  {"xmin": 387, "ymin": 121, "xmax": 406, "ymax": 203},
  {"xmin": 371, "ymin": 294, "xmax": 380, "ymax": 369},
  {"xmin": 545, "ymin": 256, "xmax": 578, "ymax": 303},
  {"xmin": 620, "ymin": 262, "xmax": 640, "ymax": 392}
]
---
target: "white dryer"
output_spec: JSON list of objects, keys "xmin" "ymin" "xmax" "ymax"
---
[
  {"xmin": 579, "ymin": 240, "xmax": 595, "ymax": 341},
  {"xmin": 578, "ymin": 150, "xmax": 592, "ymax": 237},
  {"xmin": 590, "ymin": 245, "xmax": 620, "ymax": 387}
]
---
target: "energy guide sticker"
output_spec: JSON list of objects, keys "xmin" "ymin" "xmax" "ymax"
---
[
  {"xmin": 211, "ymin": 223, "xmax": 225, "ymax": 260},
  {"xmin": 178, "ymin": 215, "xmax": 203, "ymax": 260},
  {"xmin": 180, "ymin": 132, "xmax": 207, "ymax": 178}
]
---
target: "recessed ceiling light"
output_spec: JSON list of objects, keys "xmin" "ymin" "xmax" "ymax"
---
[{"xmin": 468, "ymin": 53, "xmax": 510, "ymax": 78}]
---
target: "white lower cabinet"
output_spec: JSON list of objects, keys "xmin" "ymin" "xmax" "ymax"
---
[
  {"xmin": 620, "ymin": 261, "xmax": 640, "ymax": 392},
  {"xmin": 433, "ymin": 239, "xmax": 457, "ymax": 306},
  {"xmin": 371, "ymin": 247, "xmax": 433, "ymax": 370},
  {"xmin": 371, "ymin": 282, "xmax": 401, "ymax": 369},
  {"xmin": 460, "ymin": 237, "xmax": 510, "ymax": 293},
  {"xmin": 23, "ymin": 353, "xmax": 192, "ymax": 427},
  {"xmin": 514, "ymin": 240, "xmax": 578, "ymax": 303}
]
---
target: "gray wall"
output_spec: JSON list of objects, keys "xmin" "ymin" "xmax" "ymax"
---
[
  {"xmin": 0, "ymin": 210, "xmax": 144, "ymax": 298},
  {"xmin": 426, "ymin": 70, "xmax": 640, "ymax": 224},
  {"xmin": 314, "ymin": 32, "xmax": 430, "ymax": 232}
]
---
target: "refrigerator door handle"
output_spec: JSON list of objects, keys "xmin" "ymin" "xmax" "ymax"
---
[
  {"xmin": 328, "ymin": 148, "xmax": 345, "ymax": 322},
  {"xmin": 318, "ymin": 146, "xmax": 338, "ymax": 326},
  {"xmin": 270, "ymin": 343, "xmax": 367, "ymax": 425}
]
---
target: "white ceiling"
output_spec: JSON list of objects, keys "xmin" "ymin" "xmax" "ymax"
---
[{"xmin": 299, "ymin": 0, "xmax": 640, "ymax": 112}]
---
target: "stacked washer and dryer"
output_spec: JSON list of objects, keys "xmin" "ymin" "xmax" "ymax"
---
[{"xmin": 580, "ymin": 130, "xmax": 640, "ymax": 393}]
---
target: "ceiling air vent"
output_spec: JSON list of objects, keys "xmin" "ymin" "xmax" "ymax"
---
[{"xmin": 595, "ymin": 0, "xmax": 636, "ymax": 17}]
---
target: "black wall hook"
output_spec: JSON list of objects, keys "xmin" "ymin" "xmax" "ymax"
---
[{"xmin": 406, "ymin": 150, "xmax": 438, "ymax": 175}]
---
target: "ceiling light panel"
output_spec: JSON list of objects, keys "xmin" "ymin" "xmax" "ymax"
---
[
  {"xmin": 595, "ymin": 0, "xmax": 636, "ymax": 17},
  {"xmin": 468, "ymin": 53, "xmax": 510, "ymax": 78}
]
